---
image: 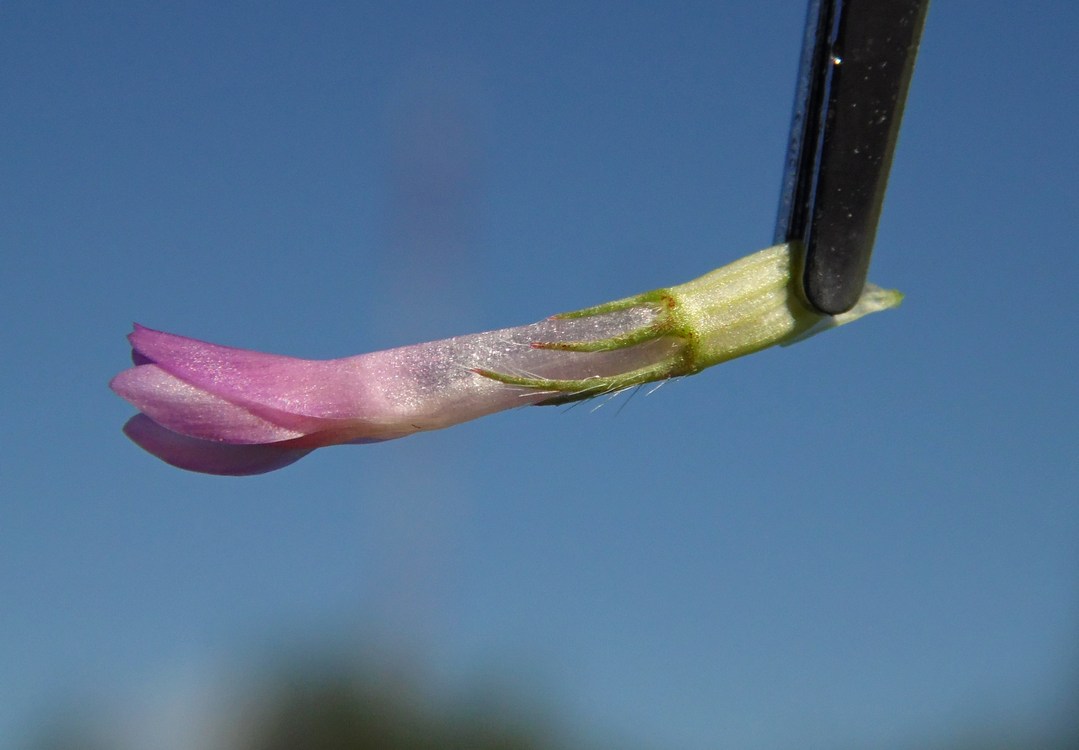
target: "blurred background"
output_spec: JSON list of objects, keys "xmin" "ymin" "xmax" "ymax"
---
[{"xmin": 2, "ymin": 2, "xmax": 1077, "ymax": 748}]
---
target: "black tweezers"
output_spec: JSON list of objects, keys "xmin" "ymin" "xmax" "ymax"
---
[{"xmin": 775, "ymin": 0, "xmax": 929, "ymax": 315}]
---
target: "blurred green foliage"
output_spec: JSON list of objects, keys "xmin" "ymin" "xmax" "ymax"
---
[
  {"xmin": 240, "ymin": 670, "xmax": 551, "ymax": 750},
  {"xmin": 28, "ymin": 660, "xmax": 1077, "ymax": 750}
]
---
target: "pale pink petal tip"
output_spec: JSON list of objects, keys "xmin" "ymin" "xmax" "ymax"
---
[{"xmin": 109, "ymin": 364, "xmax": 307, "ymax": 444}]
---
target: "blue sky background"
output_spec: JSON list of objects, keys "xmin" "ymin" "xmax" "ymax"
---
[{"xmin": 2, "ymin": 2, "xmax": 1077, "ymax": 748}]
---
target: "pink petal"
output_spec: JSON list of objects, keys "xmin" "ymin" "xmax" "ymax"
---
[
  {"xmin": 114, "ymin": 305, "xmax": 680, "ymax": 473},
  {"xmin": 123, "ymin": 311, "xmax": 680, "ymax": 442},
  {"xmin": 122, "ymin": 415, "xmax": 314, "ymax": 476},
  {"xmin": 128, "ymin": 325, "xmax": 375, "ymax": 426}
]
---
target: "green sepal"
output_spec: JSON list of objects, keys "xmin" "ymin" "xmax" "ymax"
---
[
  {"xmin": 530, "ymin": 321, "xmax": 672, "ymax": 352},
  {"xmin": 550, "ymin": 288, "xmax": 670, "ymax": 320},
  {"xmin": 471, "ymin": 359, "xmax": 681, "ymax": 405}
]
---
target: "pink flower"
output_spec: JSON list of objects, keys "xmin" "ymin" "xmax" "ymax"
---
[
  {"xmin": 110, "ymin": 305, "xmax": 675, "ymax": 475},
  {"xmin": 111, "ymin": 244, "xmax": 901, "ymax": 475}
]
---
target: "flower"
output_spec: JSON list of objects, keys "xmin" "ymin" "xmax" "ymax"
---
[{"xmin": 111, "ymin": 243, "xmax": 902, "ymax": 475}]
